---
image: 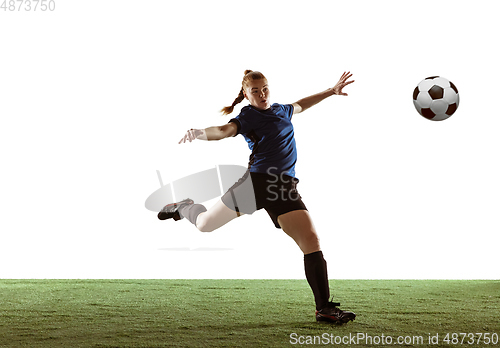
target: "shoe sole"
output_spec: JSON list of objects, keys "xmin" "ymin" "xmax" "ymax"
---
[
  {"xmin": 157, "ymin": 211, "xmax": 182, "ymax": 221},
  {"xmin": 316, "ymin": 313, "xmax": 356, "ymax": 324}
]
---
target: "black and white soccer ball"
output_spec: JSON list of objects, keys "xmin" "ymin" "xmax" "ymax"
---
[{"xmin": 413, "ymin": 76, "xmax": 459, "ymax": 121}]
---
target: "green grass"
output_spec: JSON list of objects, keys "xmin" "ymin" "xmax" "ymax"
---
[{"xmin": 0, "ymin": 280, "xmax": 499, "ymax": 347}]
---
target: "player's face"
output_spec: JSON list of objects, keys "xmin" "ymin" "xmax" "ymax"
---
[{"xmin": 244, "ymin": 79, "xmax": 271, "ymax": 110}]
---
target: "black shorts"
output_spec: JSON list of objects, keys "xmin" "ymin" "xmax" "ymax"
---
[{"xmin": 221, "ymin": 170, "xmax": 307, "ymax": 229}]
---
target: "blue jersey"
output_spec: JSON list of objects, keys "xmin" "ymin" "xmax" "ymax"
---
[{"xmin": 229, "ymin": 103, "xmax": 298, "ymax": 178}]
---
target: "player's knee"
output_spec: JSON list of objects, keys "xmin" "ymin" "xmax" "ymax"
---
[{"xmin": 301, "ymin": 230, "xmax": 320, "ymax": 249}]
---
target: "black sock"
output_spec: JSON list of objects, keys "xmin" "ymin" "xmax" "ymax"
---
[
  {"xmin": 304, "ymin": 250, "xmax": 330, "ymax": 311},
  {"xmin": 178, "ymin": 203, "xmax": 207, "ymax": 225}
]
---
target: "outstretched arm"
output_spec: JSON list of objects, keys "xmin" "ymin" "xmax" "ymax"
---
[
  {"xmin": 178, "ymin": 122, "xmax": 238, "ymax": 144},
  {"xmin": 292, "ymin": 71, "xmax": 354, "ymax": 114}
]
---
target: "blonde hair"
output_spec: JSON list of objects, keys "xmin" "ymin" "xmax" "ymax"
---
[{"xmin": 221, "ymin": 70, "xmax": 267, "ymax": 115}]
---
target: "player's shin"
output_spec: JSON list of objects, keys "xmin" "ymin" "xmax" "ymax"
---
[
  {"xmin": 304, "ymin": 251, "xmax": 330, "ymax": 311},
  {"xmin": 178, "ymin": 204, "xmax": 207, "ymax": 225}
]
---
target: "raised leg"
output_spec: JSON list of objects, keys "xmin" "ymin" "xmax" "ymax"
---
[{"xmin": 181, "ymin": 198, "xmax": 242, "ymax": 233}]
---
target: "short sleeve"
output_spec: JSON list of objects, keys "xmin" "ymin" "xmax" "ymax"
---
[
  {"xmin": 281, "ymin": 104, "xmax": 294, "ymax": 120},
  {"xmin": 228, "ymin": 108, "xmax": 252, "ymax": 136},
  {"xmin": 228, "ymin": 118, "xmax": 241, "ymax": 136}
]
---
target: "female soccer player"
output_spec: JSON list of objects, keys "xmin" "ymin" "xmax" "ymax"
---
[{"xmin": 159, "ymin": 70, "xmax": 356, "ymax": 324}]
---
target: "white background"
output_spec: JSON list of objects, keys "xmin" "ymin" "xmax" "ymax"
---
[{"xmin": 1, "ymin": 0, "xmax": 498, "ymax": 279}]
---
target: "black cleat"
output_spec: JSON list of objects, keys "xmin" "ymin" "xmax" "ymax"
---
[
  {"xmin": 157, "ymin": 199, "xmax": 194, "ymax": 221},
  {"xmin": 315, "ymin": 301, "xmax": 356, "ymax": 324}
]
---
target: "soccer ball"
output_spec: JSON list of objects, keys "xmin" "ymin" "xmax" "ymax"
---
[{"xmin": 413, "ymin": 76, "xmax": 459, "ymax": 121}]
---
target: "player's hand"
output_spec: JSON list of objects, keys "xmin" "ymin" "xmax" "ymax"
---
[
  {"xmin": 331, "ymin": 71, "xmax": 354, "ymax": 96},
  {"xmin": 179, "ymin": 129, "xmax": 206, "ymax": 144}
]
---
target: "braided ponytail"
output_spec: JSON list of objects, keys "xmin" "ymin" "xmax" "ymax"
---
[
  {"xmin": 220, "ymin": 88, "xmax": 245, "ymax": 116},
  {"xmin": 220, "ymin": 70, "xmax": 267, "ymax": 115}
]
